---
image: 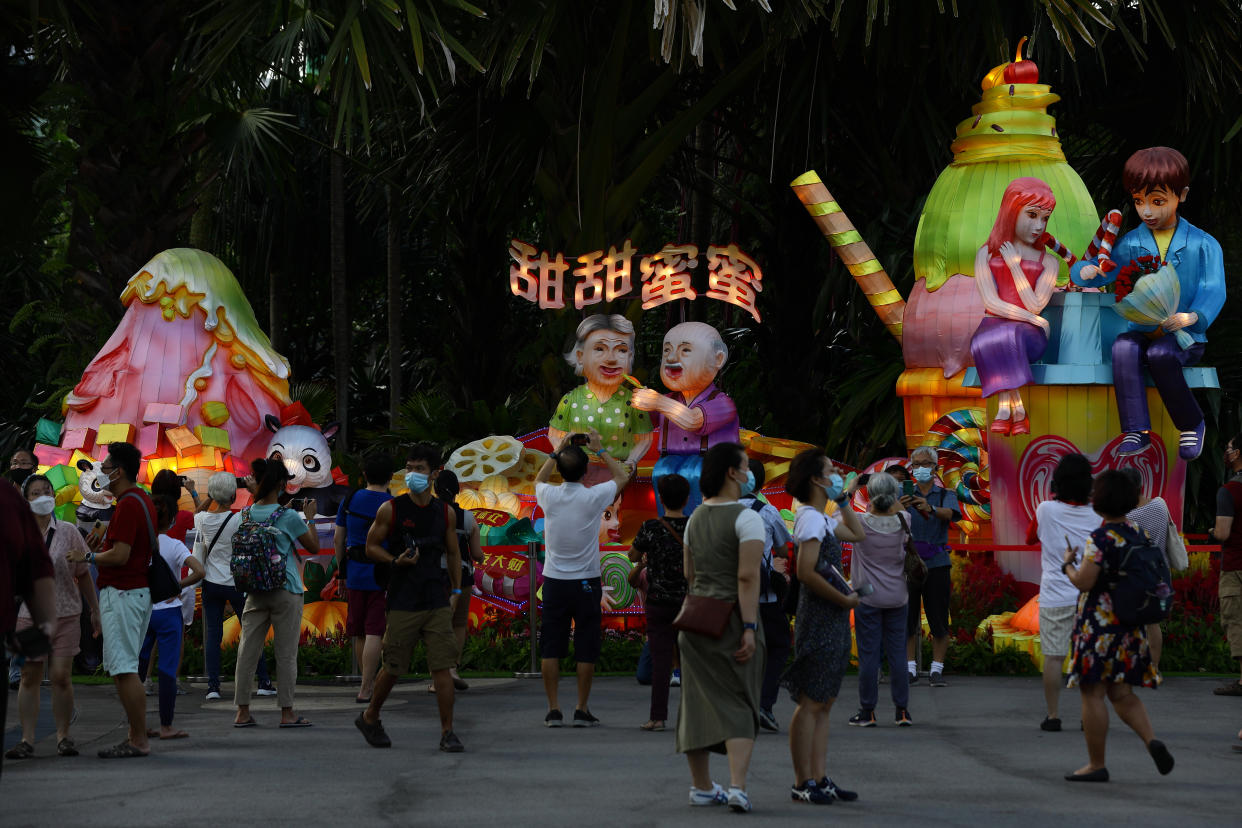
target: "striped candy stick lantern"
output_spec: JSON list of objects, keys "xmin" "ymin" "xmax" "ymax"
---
[{"xmin": 790, "ymin": 171, "xmax": 906, "ymax": 343}]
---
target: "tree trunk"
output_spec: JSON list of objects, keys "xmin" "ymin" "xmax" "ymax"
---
[
  {"xmin": 386, "ymin": 185, "xmax": 403, "ymax": 428},
  {"xmin": 330, "ymin": 146, "xmax": 350, "ymax": 448}
]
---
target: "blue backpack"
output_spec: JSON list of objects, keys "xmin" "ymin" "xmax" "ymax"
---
[{"xmin": 230, "ymin": 506, "xmax": 289, "ymax": 592}]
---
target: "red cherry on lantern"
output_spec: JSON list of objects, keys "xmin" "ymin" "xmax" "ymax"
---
[{"xmin": 1001, "ymin": 36, "xmax": 1039, "ymax": 84}]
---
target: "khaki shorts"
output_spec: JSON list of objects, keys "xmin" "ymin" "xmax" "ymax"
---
[
  {"xmin": 1039, "ymin": 603, "xmax": 1078, "ymax": 658},
  {"xmin": 382, "ymin": 607, "xmax": 457, "ymax": 674},
  {"xmin": 1220, "ymin": 570, "xmax": 1242, "ymax": 659}
]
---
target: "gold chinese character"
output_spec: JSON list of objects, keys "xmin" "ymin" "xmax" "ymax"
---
[
  {"xmin": 639, "ymin": 243, "xmax": 699, "ymax": 309},
  {"xmin": 705, "ymin": 244, "xmax": 763, "ymax": 322},
  {"xmin": 509, "ymin": 239, "xmax": 568, "ymax": 309}
]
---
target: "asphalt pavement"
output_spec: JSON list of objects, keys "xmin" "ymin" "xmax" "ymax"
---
[{"xmin": 4, "ymin": 672, "xmax": 1240, "ymax": 826}]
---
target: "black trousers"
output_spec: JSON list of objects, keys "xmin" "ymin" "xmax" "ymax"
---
[{"xmin": 759, "ymin": 600, "xmax": 790, "ymax": 711}]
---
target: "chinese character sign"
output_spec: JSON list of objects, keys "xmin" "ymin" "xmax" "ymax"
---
[
  {"xmin": 705, "ymin": 244, "xmax": 763, "ymax": 322},
  {"xmin": 509, "ymin": 238, "xmax": 764, "ymax": 320},
  {"xmin": 639, "ymin": 244, "xmax": 699, "ymax": 309}
]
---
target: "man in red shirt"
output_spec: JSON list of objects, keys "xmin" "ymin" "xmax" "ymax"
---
[
  {"xmin": 1, "ymin": 482, "xmax": 56, "ymax": 781},
  {"xmin": 68, "ymin": 442, "xmax": 156, "ymax": 758}
]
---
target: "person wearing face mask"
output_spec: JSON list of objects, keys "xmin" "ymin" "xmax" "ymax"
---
[
  {"xmin": 900, "ymin": 446, "xmax": 960, "ymax": 687},
  {"xmin": 676, "ymin": 442, "xmax": 766, "ymax": 813},
  {"xmin": 5, "ymin": 475, "xmax": 100, "ymax": 761},
  {"xmin": 1211, "ymin": 432, "xmax": 1242, "ymax": 698},
  {"xmin": 780, "ymin": 449, "xmax": 861, "ymax": 806},
  {"xmin": 231, "ymin": 458, "xmax": 319, "ymax": 729},
  {"xmin": 737, "ymin": 458, "xmax": 793, "ymax": 733},
  {"xmin": 65, "ymin": 441, "xmax": 156, "ymax": 758},
  {"xmin": 356, "ymin": 443, "xmax": 464, "ymax": 753}
]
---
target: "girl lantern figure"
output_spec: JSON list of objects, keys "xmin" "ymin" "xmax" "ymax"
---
[{"xmin": 970, "ymin": 177, "xmax": 1060, "ymax": 435}]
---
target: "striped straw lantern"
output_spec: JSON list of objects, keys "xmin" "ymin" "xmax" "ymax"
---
[{"xmin": 789, "ymin": 171, "xmax": 906, "ymax": 343}]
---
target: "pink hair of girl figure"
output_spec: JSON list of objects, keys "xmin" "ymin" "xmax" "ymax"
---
[{"xmin": 969, "ymin": 177, "xmax": 1061, "ymax": 436}]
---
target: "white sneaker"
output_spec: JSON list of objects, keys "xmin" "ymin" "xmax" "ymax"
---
[
  {"xmin": 670, "ymin": 669, "xmax": 681, "ymax": 687},
  {"xmin": 205, "ymin": 690, "xmax": 222, "ymax": 701},
  {"xmin": 255, "ymin": 684, "xmax": 278, "ymax": 697},
  {"xmin": 689, "ymin": 782, "xmax": 727, "ymax": 806},
  {"xmin": 727, "ymin": 787, "xmax": 752, "ymax": 813}
]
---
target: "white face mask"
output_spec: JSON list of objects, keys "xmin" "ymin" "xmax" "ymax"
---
[{"xmin": 30, "ymin": 495, "xmax": 56, "ymax": 516}]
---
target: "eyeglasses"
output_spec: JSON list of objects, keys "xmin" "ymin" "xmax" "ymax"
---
[
  {"xmin": 909, "ymin": 461, "xmax": 936, "ymax": 468},
  {"xmin": 100, "ymin": 464, "xmax": 115, "ymax": 473}
]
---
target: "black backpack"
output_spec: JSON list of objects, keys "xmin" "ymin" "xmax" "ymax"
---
[{"xmin": 1107, "ymin": 527, "xmax": 1175, "ymax": 627}]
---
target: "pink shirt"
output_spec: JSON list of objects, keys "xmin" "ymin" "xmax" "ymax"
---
[{"xmin": 19, "ymin": 519, "xmax": 91, "ymax": 619}]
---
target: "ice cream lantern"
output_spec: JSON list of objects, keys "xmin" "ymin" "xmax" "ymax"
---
[
  {"xmin": 792, "ymin": 44, "xmax": 1217, "ymax": 595},
  {"xmin": 36, "ymin": 248, "xmax": 291, "ymax": 509}
]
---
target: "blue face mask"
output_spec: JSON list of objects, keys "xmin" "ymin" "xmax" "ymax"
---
[
  {"xmin": 405, "ymin": 471, "xmax": 430, "ymax": 493},
  {"xmin": 819, "ymin": 473, "xmax": 844, "ymax": 501},
  {"xmin": 738, "ymin": 469, "xmax": 755, "ymax": 498},
  {"xmin": 912, "ymin": 466, "xmax": 934, "ymax": 484}
]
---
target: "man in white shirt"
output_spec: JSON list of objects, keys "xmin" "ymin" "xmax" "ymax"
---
[{"xmin": 535, "ymin": 429, "xmax": 630, "ymax": 727}]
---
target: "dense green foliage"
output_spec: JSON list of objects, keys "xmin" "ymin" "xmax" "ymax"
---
[{"xmin": 2, "ymin": 1, "xmax": 1240, "ymax": 526}]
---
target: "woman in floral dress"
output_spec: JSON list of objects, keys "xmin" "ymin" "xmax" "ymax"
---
[{"xmin": 1062, "ymin": 469, "xmax": 1174, "ymax": 782}]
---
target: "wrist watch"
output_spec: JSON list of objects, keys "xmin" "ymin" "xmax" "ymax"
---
[
  {"xmin": 1061, "ymin": 561, "xmax": 1071, "ymax": 574},
  {"xmin": 742, "ymin": 621, "xmax": 757, "ymax": 631}
]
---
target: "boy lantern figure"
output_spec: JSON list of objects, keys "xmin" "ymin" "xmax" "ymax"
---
[
  {"xmin": 631, "ymin": 321, "xmax": 739, "ymax": 515},
  {"xmin": 1071, "ymin": 147, "xmax": 1226, "ymax": 460}
]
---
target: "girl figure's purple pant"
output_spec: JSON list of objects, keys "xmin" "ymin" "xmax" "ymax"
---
[{"xmin": 1112, "ymin": 332, "xmax": 1206, "ymax": 432}]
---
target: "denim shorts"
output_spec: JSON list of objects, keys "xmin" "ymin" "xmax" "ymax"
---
[{"xmin": 99, "ymin": 586, "xmax": 153, "ymax": 676}]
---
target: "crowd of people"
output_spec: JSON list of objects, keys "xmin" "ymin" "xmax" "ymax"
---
[{"xmin": 5, "ymin": 431, "xmax": 1242, "ymax": 806}]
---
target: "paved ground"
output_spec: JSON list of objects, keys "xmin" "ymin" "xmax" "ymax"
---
[{"xmin": 3, "ymin": 672, "xmax": 1240, "ymax": 826}]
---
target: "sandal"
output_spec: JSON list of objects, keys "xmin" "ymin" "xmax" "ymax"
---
[
  {"xmin": 57, "ymin": 738, "xmax": 79, "ymax": 757},
  {"xmin": 233, "ymin": 717, "xmax": 258, "ymax": 728},
  {"xmin": 5, "ymin": 740, "xmax": 34, "ymax": 760},
  {"xmin": 97, "ymin": 741, "xmax": 149, "ymax": 759},
  {"xmin": 279, "ymin": 716, "xmax": 313, "ymax": 728},
  {"xmin": 639, "ymin": 720, "xmax": 666, "ymax": 732}
]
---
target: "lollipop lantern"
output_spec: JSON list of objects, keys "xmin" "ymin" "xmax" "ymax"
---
[{"xmin": 1002, "ymin": 37, "xmax": 1039, "ymax": 84}]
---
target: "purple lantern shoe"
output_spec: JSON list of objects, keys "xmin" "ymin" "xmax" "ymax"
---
[
  {"xmin": 1117, "ymin": 432, "xmax": 1151, "ymax": 457},
  {"xmin": 1178, "ymin": 421, "xmax": 1205, "ymax": 461}
]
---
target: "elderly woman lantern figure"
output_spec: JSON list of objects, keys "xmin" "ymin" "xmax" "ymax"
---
[
  {"xmin": 969, "ymin": 177, "xmax": 1061, "ymax": 436},
  {"xmin": 548, "ymin": 314, "xmax": 653, "ymax": 485}
]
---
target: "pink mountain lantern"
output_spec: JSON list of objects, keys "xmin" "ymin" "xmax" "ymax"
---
[{"xmin": 63, "ymin": 248, "xmax": 291, "ymax": 468}]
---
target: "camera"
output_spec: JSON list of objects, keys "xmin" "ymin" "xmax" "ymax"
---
[
  {"xmin": 235, "ymin": 476, "xmax": 249, "ymax": 488},
  {"xmin": 570, "ymin": 433, "xmax": 589, "ymax": 446}
]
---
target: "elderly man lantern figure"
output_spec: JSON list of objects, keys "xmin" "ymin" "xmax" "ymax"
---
[
  {"xmin": 632, "ymin": 322, "xmax": 740, "ymax": 515},
  {"xmin": 548, "ymin": 315, "xmax": 654, "ymax": 486}
]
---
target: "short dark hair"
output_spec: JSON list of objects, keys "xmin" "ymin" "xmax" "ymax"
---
[
  {"xmin": 255, "ymin": 458, "xmax": 291, "ymax": 500},
  {"xmin": 434, "ymin": 469, "xmax": 461, "ymax": 500},
  {"xmin": 153, "ymin": 494, "xmax": 179, "ymax": 531},
  {"xmin": 747, "ymin": 457, "xmax": 766, "ymax": 492},
  {"xmin": 656, "ymin": 473, "xmax": 690, "ymax": 510},
  {"xmin": 785, "ymin": 448, "xmax": 827, "ymax": 503},
  {"xmin": 1118, "ymin": 466, "xmax": 1144, "ymax": 497},
  {"xmin": 1051, "ymin": 453, "xmax": 1093, "ymax": 503},
  {"xmin": 555, "ymin": 445, "xmax": 589, "ymax": 483},
  {"xmin": 1092, "ymin": 469, "xmax": 1139, "ymax": 518},
  {"xmin": 107, "ymin": 442, "xmax": 141, "ymax": 483},
  {"xmin": 21, "ymin": 473, "xmax": 51, "ymax": 498},
  {"xmin": 151, "ymin": 468, "xmax": 183, "ymax": 499},
  {"xmin": 884, "ymin": 464, "xmax": 909, "ymax": 482},
  {"xmin": 363, "ymin": 454, "xmax": 393, "ymax": 486},
  {"xmin": 407, "ymin": 442, "xmax": 442, "ymax": 469},
  {"xmin": 700, "ymin": 442, "xmax": 745, "ymax": 499},
  {"xmin": 1122, "ymin": 146, "xmax": 1189, "ymax": 196}
]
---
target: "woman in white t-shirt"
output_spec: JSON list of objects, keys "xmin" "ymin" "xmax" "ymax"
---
[
  {"xmin": 138, "ymin": 496, "xmax": 204, "ymax": 740},
  {"xmin": 1120, "ymin": 466, "xmax": 1172, "ymax": 671},
  {"xmin": 1032, "ymin": 453, "xmax": 1099, "ymax": 732},
  {"xmin": 780, "ymin": 450, "xmax": 861, "ymax": 805}
]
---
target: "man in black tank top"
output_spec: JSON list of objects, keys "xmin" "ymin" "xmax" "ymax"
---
[{"xmin": 355, "ymin": 444, "xmax": 464, "ymax": 753}]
